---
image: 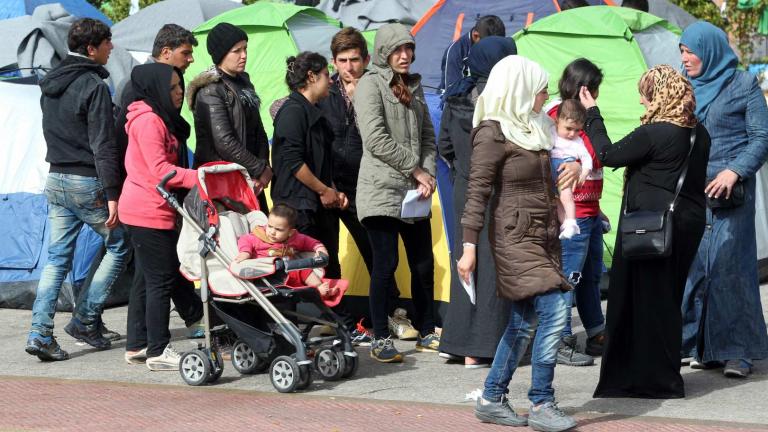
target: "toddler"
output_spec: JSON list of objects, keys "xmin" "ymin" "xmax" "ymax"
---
[
  {"xmin": 235, "ymin": 203, "xmax": 338, "ymax": 300},
  {"xmin": 551, "ymin": 99, "xmax": 592, "ymax": 239}
]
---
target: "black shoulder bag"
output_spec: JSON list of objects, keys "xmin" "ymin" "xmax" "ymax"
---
[{"xmin": 620, "ymin": 128, "xmax": 696, "ymax": 260}]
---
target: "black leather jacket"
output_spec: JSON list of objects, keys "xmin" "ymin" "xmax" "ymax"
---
[{"xmin": 187, "ymin": 68, "xmax": 269, "ymax": 178}]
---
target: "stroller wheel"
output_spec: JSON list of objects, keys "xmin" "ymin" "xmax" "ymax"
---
[
  {"xmin": 341, "ymin": 352, "xmax": 359, "ymax": 379},
  {"xmin": 270, "ymin": 355, "xmax": 300, "ymax": 393},
  {"xmin": 206, "ymin": 349, "xmax": 224, "ymax": 383},
  {"xmin": 314, "ymin": 348, "xmax": 346, "ymax": 381},
  {"xmin": 179, "ymin": 350, "xmax": 211, "ymax": 386},
  {"xmin": 296, "ymin": 363, "xmax": 313, "ymax": 390},
  {"xmin": 232, "ymin": 340, "xmax": 268, "ymax": 374}
]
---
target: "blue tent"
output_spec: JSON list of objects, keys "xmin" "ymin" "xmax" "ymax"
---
[
  {"xmin": 0, "ymin": 0, "xmax": 112, "ymax": 24},
  {"xmin": 411, "ymin": 0, "xmax": 613, "ymax": 91}
]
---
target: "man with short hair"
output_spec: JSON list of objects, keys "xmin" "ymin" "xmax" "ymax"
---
[
  {"xmin": 440, "ymin": 15, "xmax": 505, "ymax": 97},
  {"xmin": 25, "ymin": 18, "xmax": 129, "ymax": 361}
]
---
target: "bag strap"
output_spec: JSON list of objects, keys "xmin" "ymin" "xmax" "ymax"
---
[
  {"xmin": 669, "ymin": 127, "xmax": 697, "ymax": 212},
  {"xmin": 623, "ymin": 127, "xmax": 696, "ymax": 214}
]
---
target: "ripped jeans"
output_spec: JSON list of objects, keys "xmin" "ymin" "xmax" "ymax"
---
[{"xmin": 560, "ymin": 216, "xmax": 605, "ymax": 338}]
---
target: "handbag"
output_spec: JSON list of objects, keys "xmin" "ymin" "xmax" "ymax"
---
[
  {"xmin": 620, "ymin": 128, "xmax": 696, "ymax": 260},
  {"xmin": 706, "ymin": 179, "xmax": 745, "ymax": 209}
]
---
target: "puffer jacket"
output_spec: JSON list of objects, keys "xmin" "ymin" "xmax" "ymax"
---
[
  {"xmin": 353, "ymin": 23, "xmax": 436, "ymax": 222},
  {"xmin": 187, "ymin": 67, "xmax": 269, "ymax": 178},
  {"xmin": 462, "ymin": 120, "xmax": 570, "ymax": 301}
]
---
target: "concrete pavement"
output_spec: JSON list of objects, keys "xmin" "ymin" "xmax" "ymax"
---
[{"xmin": 1, "ymin": 285, "xmax": 767, "ymax": 430}]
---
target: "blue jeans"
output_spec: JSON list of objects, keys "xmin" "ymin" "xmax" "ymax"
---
[
  {"xmin": 482, "ymin": 290, "xmax": 568, "ymax": 405},
  {"xmin": 560, "ymin": 216, "xmax": 605, "ymax": 338},
  {"xmin": 30, "ymin": 173, "xmax": 129, "ymax": 336}
]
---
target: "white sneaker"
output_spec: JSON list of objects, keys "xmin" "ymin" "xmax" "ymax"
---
[
  {"xmin": 146, "ymin": 345, "xmax": 182, "ymax": 371},
  {"xmin": 388, "ymin": 308, "xmax": 419, "ymax": 340},
  {"xmin": 125, "ymin": 347, "xmax": 148, "ymax": 365},
  {"xmin": 559, "ymin": 219, "xmax": 581, "ymax": 240}
]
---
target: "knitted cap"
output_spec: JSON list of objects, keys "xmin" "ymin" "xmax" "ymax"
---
[{"xmin": 206, "ymin": 23, "xmax": 248, "ymax": 65}]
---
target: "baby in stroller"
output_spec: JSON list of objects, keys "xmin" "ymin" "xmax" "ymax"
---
[{"xmin": 234, "ymin": 204, "xmax": 342, "ymax": 305}]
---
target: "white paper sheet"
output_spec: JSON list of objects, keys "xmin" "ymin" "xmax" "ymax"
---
[
  {"xmin": 400, "ymin": 189, "xmax": 432, "ymax": 218},
  {"xmin": 456, "ymin": 261, "xmax": 476, "ymax": 305}
]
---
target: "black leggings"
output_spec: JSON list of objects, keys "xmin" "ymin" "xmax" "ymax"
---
[
  {"xmin": 363, "ymin": 216, "xmax": 436, "ymax": 339},
  {"xmin": 126, "ymin": 225, "xmax": 203, "ymax": 356}
]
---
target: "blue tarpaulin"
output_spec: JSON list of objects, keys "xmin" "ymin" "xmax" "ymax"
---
[{"xmin": 0, "ymin": 0, "xmax": 112, "ymax": 24}]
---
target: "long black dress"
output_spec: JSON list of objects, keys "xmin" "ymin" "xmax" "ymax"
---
[
  {"xmin": 584, "ymin": 107, "xmax": 710, "ymax": 398},
  {"xmin": 437, "ymin": 84, "xmax": 511, "ymax": 359}
]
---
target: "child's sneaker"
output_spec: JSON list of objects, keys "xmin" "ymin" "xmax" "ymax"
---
[
  {"xmin": 415, "ymin": 332, "xmax": 440, "ymax": 352},
  {"xmin": 370, "ymin": 337, "xmax": 403, "ymax": 363},
  {"xmin": 351, "ymin": 319, "xmax": 373, "ymax": 347},
  {"xmin": 388, "ymin": 308, "xmax": 419, "ymax": 340}
]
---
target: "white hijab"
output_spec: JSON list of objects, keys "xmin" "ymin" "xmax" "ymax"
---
[{"xmin": 472, "ymin": 55, "xmax": 554, "ymax": 151}]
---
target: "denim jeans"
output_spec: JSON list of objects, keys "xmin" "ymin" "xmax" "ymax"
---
[
  {"xmin": 30, "ymin": 173, "xmax": 129, "ymax": 336},
  {"xmin": 560, "ymin": 216, "xmax": 605, "ymax": 338},
  {"xmin": 482, "ymin": 290, "xmax": 568, "ymax": 405}
]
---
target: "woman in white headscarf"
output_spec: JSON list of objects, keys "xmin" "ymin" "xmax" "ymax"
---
[{"xmin": 457, "ymin": 55, "xmax": 576, "ymax": 431}]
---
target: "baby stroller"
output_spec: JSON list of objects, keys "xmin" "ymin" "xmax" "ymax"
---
[{"xmin": 157, "ymin": 162, "xmax": 358, "ymax": 392}]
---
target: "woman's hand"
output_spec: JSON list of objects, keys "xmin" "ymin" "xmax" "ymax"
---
[
  {"xmin": 557, "ymin": 161, "xmax": 581, "ymax": 190},
  {"xmin": 579, "ymin": 86, "xmax": 597, "ymax": 109},
  {"xmin": 319, "ymin": 186, "xmax": 340, "ymax": 208},
  {"xmin": 413, "ymin": 167, "xmax": 436, "ymax": 199},
  {"xmin": 456, "ymin": 245, "xmax": 477, "ymax": 285},
  {"xmin": 705, "ymin": 169, "xmax": 740, "ymax": 199}
]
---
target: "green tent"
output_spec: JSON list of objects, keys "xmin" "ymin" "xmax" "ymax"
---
[
  {"xmin": 182, "ymin": 2, "xmax": 343, "ymax": 138},
  {"xmin": 514, "ymin": 6, "xmax": 683, "ymax": 265}
]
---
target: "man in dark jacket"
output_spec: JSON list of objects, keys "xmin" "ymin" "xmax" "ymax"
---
[
  {"xmin": 25, "ymin": 18, "xmax": 129, "ymax": 361},
  {"xmin": 439, "ymin": 15, "xmax": 505, "ymax": 97}
]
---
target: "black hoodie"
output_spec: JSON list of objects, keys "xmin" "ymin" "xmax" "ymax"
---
[{"xmin": 40, "ymin": 55, "xmax": 121, "ymax": 200}]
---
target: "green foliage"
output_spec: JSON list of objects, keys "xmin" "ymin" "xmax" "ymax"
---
[
  {"xmin": 87, "ymin": 0, "xmax": 162, "ymax": 24},
  {"xmin": 670, "ymin": 0, "xmax": 768, "ymax": 66}
]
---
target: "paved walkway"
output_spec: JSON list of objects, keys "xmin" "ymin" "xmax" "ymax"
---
[{"xmin": 3, "ymin": 376, "xmax": 767, "ymax": 432}]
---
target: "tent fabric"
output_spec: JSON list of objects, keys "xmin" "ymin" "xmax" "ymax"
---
[
  {"xmin": 410, "ymin": 0, "xmax": 612, "ymax": 91},
  {"xmin": 513, "ymin": 5, "xmax": 682, "ymax": 265},
  {"xmin": 110, "ymin": 0, "xmax": 242, "ymax": 55},
  {"xmin": 285, "ymin": 11, "xmax": 341, "ymax": 59},
  {"xmin": 0, "ymin": 4, "xmax": 137, "ymax": 94},
  {"xmin": 0, "ymin": 0, "xmax": 112, "ymax": 24},
  {"xmin": 642, "ymin": 0, "xmax": 697, "ymax": 30},
  {"xmin": 314, "ymin": 0, "xmax": 436, "ymax": 31}
]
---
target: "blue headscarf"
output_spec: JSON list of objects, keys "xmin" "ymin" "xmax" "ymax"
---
[
  {"xmin": 680, "ymin": 21, "xmax": 738, "ymax": 120},
  {"xmin": 443, "ymin": 36, "xmax": 517, "ymax": 99}
]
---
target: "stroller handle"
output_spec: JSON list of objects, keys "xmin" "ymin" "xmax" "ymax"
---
[
  {"xmin": 275, "ymin": 254, "xmax": 329, "ymax": 272},
  {"xmin": 155, "ymin": 170, "xmax": 181, "ymax": 210}
]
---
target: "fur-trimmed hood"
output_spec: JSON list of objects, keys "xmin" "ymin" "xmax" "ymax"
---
[{"xmin": 186, "ymin": 66, "xmax": 221, "ymax": 110}]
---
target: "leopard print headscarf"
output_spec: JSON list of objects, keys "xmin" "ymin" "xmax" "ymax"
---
[{"xmin": 638, "ymin": 65, "xmax": 697, "ymax": 128}]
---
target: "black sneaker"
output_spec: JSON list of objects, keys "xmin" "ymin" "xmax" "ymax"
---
[
  {"xmin": 64, "ymin": 318, "xmax": 111, "ymax": 350},
  {"xmin": 556, "ymin": 336, "xmax": 594, "ymax": 367},
  {"xmin": 475, "ymin": 395, "xmax": 528, "ymax": 427},
  {"xmin": 25, "ymin": 334, "xmax": 69, "ymax": 361},
  {"xmin": 585, "ymin": 332, "xmax": 605, "ymax": 357},
  {"xmin": 415, "ymin": 332, "xmax": 440, "ymax": 352},
  {"xmin": 370, "ymin": 337, "xmax": 403, "ymax": 363},
  {"xmin": 351, "ymin": 320, "xmax": 373, "ymax": 347},
  {"xmin": 98, "ymin": 318, "xmax": 121, "ymax": 342}
]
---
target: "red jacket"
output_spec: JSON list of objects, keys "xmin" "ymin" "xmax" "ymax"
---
[
  {"xmin": 548, "ymin": 102, "xmax": 603, "ymax": 217},
  {"xmin": 237, "ymin": 227, "xmax": 324, "ymax": 259},
  {"xmin": 119, "ymin": 100, "xmax": 197, "ymax": 229}
]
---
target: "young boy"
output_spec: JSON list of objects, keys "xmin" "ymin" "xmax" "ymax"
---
[
  {"xmin": 550, "ymin": 99, "xmax": 593, "ymax": 239},
  {"xmin": 235, "ymin": 204, "xmax": 338, "ymax": 301}
]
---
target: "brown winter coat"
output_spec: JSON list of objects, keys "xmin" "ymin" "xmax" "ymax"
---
[{"xmin": 461, "ymin": 120, "xmax": 570, "ymax": 301}]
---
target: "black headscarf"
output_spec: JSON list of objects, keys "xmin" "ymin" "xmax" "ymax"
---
[
  {"xmin": 130, "ymin": 63, "xmax": 191, "ymax": 167},
  {"xmin": 444, "ymin": 36, "xmax": 517, "ymax": 99}
]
